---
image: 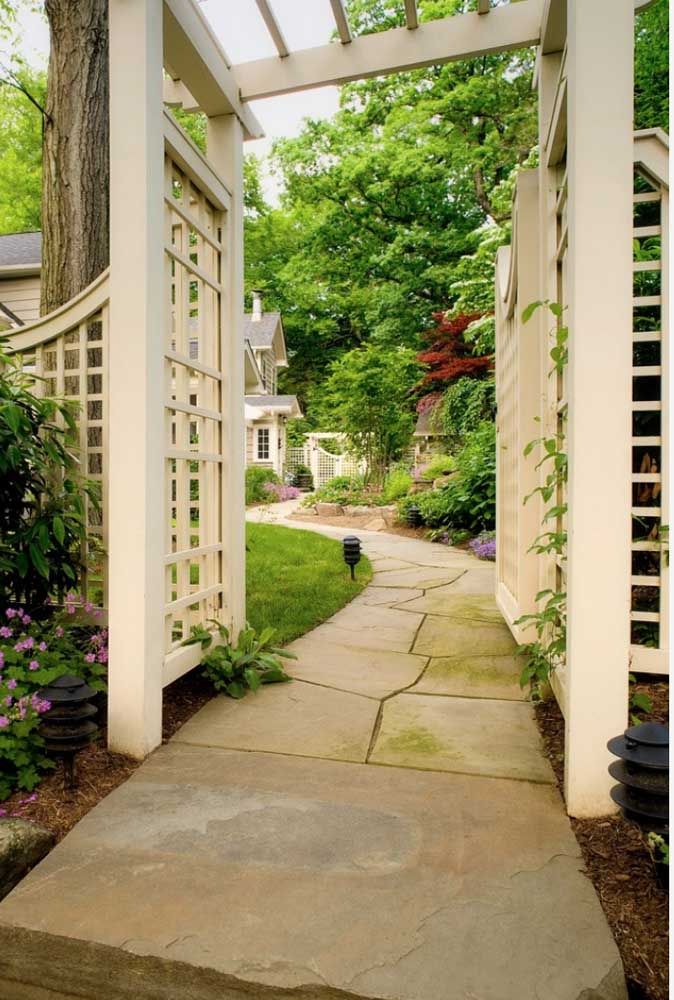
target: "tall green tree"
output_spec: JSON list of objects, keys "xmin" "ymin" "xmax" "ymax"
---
[
  {"xmin": 316, "ymin": 343, "xmax": 420, "ymax": 481},
  {"xmin": 634, "ymin": 0, "xmax": 669, "ymax": 131},
  {"xmin": 0, "ymin": 65, "xmax": 44, "ymax": 233}
]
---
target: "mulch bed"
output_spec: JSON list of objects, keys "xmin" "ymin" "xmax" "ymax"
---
[
  {"xmin": 1, "ymin": 668, "xmax": 214, "ymax": 844},
  {"xmin": 535, "ymin": 680, "xmax": 669, "ymax": 1000}
]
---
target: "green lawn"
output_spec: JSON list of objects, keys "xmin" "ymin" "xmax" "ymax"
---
[{"xmin": 246, "ymin": 522, "xmax": 372, "ymax": 645}]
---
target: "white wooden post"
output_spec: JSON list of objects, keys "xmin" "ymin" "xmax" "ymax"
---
[
  {"xmin": 564, "ymin": 0, "xmax": 633, "ymax": 816},
  {"xmin": 107, "ymin": 0, "xmax": 165, "ymax": 757},
  {"xmin": 206, "ymin": 115, "xmax": 246, "ymax": 638}
]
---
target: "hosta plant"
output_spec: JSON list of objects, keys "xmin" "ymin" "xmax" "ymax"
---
[{"xmin": 184, "ymin": 620, "xmax": 295, "ymax": 699}]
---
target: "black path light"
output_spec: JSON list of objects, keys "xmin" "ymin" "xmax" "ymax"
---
[
  {"xmin": 607, "ymin": 721, "xmax": 669, "ymax": 831},
  {"xmin": 406, "ymin": 505, "xmax": 423, "ymax": 528},
  {"xmin": 38, "ymin": 674, "xmax": 98, "ymax": 790},
  {"xmin": 342, "ymin": 536, "xmax": 362, "ymax": 580}
]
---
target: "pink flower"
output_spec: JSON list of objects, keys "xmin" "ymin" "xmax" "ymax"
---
[
  {"xmin": 85, "ymin": 652, "xmax": 96, "ymax": 663},
  {"xmin": 0, "ymin": 626, "xmax": 13, "ymax": 639},
  {"xmin": 5, "ymin": 609, "xmax": 16, "ymax": 619},
  {"xmin": 20, "ymin": 614, "xmax": 31, "ymax": 625},
  {"xmin": 28, "ymin": 660, "xmax": 39, "ymax": 671},
  {"xmin": 0, "ymin": 716, "xmax": 8, "ymax": 729},
  {"xmin": 54, "ymin": 626, "xmax": 64, "ymax": 638},
  {"xmin": 6, "ymin": 679, "xmax": 17, "ymax": 690},
  {"xmin": 38, "ymin": 642, "xmax": 47, "ymax": 652},
  {"xmin": 0, "ymin": 651, "xmax": 4, "ymax": 668},
  {"xmin": 84, "ymin": 601, "xmax": 94, "ymax": 614},
  {"xmin": 97, "ymin": 650, "xmax": 108, "ymax": 664},
  {"xmin": 4, "ymin": 696, "xmax": 12, "ymax": 707}
]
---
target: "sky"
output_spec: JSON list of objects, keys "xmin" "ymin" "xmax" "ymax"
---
[{"xmin": 7, "ymin": 0, "xmax": 342, "ymax": 203}]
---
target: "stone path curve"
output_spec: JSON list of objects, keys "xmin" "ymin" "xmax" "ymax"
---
[{"xmin": 0, "ymin": 505, "xmax": 627, "ymax": 1000}]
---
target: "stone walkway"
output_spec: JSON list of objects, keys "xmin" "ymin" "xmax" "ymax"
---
[{"xmin": 0, "ymin": 510, "xmax": 626, "ymax": 1000}]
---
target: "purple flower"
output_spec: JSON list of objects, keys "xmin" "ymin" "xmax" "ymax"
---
[
  {"xmin": 84, "ymin": 601, "xmax": 95, "ymax": 614},
  {"xmin": 6, "ymin": 679, "xmax": 17, "ymax": 690},
  {"xmin": 85, "ymin": 652, "xmax": 96, "ymax": 663},
  {"xmin": 28, "ymin": 660, "xmax": 40, "ymax": 671},
  {"xmin": 4, "ymin": 696, "xmax": 12, "ymax": 707},
  {"xmin": 20, "ymin": 614, "xmax": 31, "ymax": 625},
  {"xmin": 0, "ymin": 626, "xmax": 13, "ymax": 639},
  {"xmin": 54, "ymin": 626, "xmax": 64, "ymax": 638},
  {"xmin": 469, "ymin": 533, "xmax": 496, "ymax": 562},
  {"xmin": 0, "ymin": 716, "xmax": 8, "ymax": 729},
  {"xmin": 0, "ymin": 651, "xmax": 4, "ymax": 668},
  {"xmin": 5, "ymin": 609, "xmax": 16, "ymax": 619},
  {"xmin": 38, "ymin": 642, "xmax": 47, "ymax": 652}
]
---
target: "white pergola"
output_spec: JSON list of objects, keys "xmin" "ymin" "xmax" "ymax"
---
[{"xmin": 11, "ymin": 0, "xmax": 661, "ymax": 818}]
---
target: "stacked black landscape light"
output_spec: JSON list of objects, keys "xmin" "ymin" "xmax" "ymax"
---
[
  {"xmin": 342, "ymin": 536, "xmax": 362, "ymax": 580},
  {"xmin": 38, "ymin": 674, "xmax": 98, "ymax": 790},
  {"xmin": 607, "ymin": 722, "xmax": 669, "ymax": 832}
]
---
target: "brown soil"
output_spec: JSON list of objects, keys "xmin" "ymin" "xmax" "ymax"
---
[
  {"xmin": 1, "ymin": 668, "xmax": 213, "ymax": 843},
  {"xmin": 535, "ymin": 680, "xmax": 669, "ymax": 1000}
]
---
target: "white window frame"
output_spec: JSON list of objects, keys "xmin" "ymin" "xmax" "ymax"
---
[{"xmin": 257, "ymin": 426, "xmax": 270, "ymax": 461}]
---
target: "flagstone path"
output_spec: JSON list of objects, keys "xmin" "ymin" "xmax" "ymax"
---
[{"xmin": 0, "ymin": 506, "xmax": 626, "ymax": 1000}]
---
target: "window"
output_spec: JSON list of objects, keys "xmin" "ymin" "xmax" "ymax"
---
[{"xmin": 257, "ymin": 427, "xmax": 270, "ymax": 460}]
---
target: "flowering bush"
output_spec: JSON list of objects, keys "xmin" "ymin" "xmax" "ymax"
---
[
  {"xmin": 0, "ymin": 595, "xmax": 108, "ymax": 799},
  {"xmin": 262, "ymin": 482, "xmax": 302, "ymax": 503},
  {"xmin": 469, "ymin": 532, "xmax": 496, "ymax": 561}
]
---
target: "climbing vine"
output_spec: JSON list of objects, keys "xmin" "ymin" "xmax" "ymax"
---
[{"xmin": 515, "ymin": 301, "xmax": 567, "ymax": 697}]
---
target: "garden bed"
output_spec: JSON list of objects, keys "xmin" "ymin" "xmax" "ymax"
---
[{"xmin": 535, "ymin": 681, "xmax": 669, "ymax": 1000}]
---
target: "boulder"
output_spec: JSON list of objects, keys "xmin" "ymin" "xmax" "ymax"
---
[
  {"xmin": 364, "ymin": 517, "xmax": 387, "ymax": 531},
  {"xmin": 343, "ymin": 505, "xmax": 374, "ymax": 517},
  {"xmin": 315, "ymin": 502, "xmax": 344, "ymax": 517},
  {"xmin": 0, "ymin": 818, "xmax": 54, "ymax": 900},
  {"xmin": 381, "ymin": 507, "xmax": 398, "ymax": 527}
]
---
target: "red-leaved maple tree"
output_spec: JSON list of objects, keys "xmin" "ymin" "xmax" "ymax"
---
[{"xmin": 416, "ymin": 311, "xmax": 492, "ymax": 405}]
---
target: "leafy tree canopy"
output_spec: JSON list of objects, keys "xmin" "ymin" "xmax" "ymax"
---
[{"xmin": 0, "ymin": 63, "xmax": 44, "ymax": 234}]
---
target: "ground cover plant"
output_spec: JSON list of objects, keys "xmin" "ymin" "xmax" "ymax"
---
[
  {"xmin": 245, "ymin": 466, "xmax": 280, "ymax": 504},
  {"xmin": 246, "ymin": 522, "xmax": 371, "ymax": 645},
  {"xmin": 0, "ymin": 595, "xmax": 107, "ymax": 799},
  {"xmin": 183, "ymin": 620, "xmax": 295, "ymax": 700}
]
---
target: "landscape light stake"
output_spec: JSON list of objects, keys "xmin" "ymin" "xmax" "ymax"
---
[
  {"xmin": 38, "ymin": 674, "xmax": 98, "ymax": 791},
  {"xmin": 342, "ymin": 536, "xmax": 362, "ymax": 580}
]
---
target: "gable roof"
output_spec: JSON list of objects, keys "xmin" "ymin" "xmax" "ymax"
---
[
  {"xmin": 0, "ymin": 232, "xmax": 42, "ymax": 271},
  {"xmin": 243, "ymin": 311, "xmax": 280, "ymax": 348},
  {"xmin": 245, "ymin": 394, "xmax": 303, "ymax": 419}
]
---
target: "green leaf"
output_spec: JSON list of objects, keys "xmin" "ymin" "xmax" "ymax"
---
[{"xmin": 53, "ymin": 515, "xmax": 65, "ymax": 545}]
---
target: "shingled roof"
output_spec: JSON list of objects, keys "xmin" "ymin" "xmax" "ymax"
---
[
  {"xmin": 243, "ymin": 311, "xmax": 281, "ymax": 349},
  {"xmin": 0, "ymin": 232, "xmax": 42, "ymax": 269}
]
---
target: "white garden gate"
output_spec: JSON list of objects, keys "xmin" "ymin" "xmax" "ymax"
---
[{"xmin": 287, "ymin": 433, "xmax": 364, "ymax": 488}]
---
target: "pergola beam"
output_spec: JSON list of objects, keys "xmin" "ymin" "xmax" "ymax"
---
[
  {"xmin": 329, "ymin": 0, "xmax": 353, "ymax": 44},
  {"xmin": 163, "ymin": 0, "xmax": 263, "ymax": 139},
  {"xmin": 255, "ymin": 0, "xmax": 289, "ymax": 58},
  {"xmin": 233, "ymin": 0, "xmax": 543, "ymax": 102},
  {"xmin": 404, "ymin": 0, "xmax": 419, "ymax": 30}
]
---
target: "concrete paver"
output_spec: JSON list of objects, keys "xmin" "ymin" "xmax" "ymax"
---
[{"xmin": 409, "ymin": 653, "xmax": 525, "ymax": 700}]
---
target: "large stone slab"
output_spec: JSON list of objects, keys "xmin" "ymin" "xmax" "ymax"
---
[
  {"xmin": 351, "ymin": 585, "xmax": 424, "ymax": 607},
  {"xmin": 326, "ymin": 604, "xmax": 423, "ymax": 643},
  {"xmin": 287, "ymin": 636, "xmax": 427, "ymax": 699},
  {"xmin": 173, "ymin": 681, "xmax": 378, "ymax": 763},
  {"xmin": 413, "ymin": 614, "xmax": 517, "ymax": 658},
  {"xmin": 371, "ymin": 566, "xmax": 464, "ymax": 590},
  {"xmin": 410, "ymin": 654, "xmax": 525, "ymax": 701},
  {"xmin": 0, "ymin": 745, "xmax": 625, "ymax": 1000},
  {"xmin": 370, "ymin": 693, "xmax": 555, "ymax": 783},
  {"xmin": 398, "ymin": 592, "xmax": 503, "ymax": 623}
]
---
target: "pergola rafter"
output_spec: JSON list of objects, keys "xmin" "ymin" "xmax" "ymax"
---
[
  {"xmin": 254, "ymin": 0, "xmax": 289, "ymax": 58},
  {"xmin": 404, "ymin": 0, "xmax": 419, "ymax": 30},
  {"xmin": 329, "ymin": 0, "xmax": 353, "ymax": 45},
  {"xmin": 231, "ymin": 0, "xmax": 543, "ymax": 103}
]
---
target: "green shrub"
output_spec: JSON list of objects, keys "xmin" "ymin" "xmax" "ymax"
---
[
  {"xmin": 398, "ymin": 422, "xmax": 495, "ymax": 531},
  {"xmin": 245, "ymin": 466, "xmax": 279, "ymax": 504},
  {"xmin": 0, "ymin": 342, "xmax": 99, "ymax": 606},
  {"xmin": 381, "ymin": 466, "xmax": 412, "ymax": 502},
  {"xmin": 183, "ymin": 620, "xmax": 295, "ymax": 699},
  {"xmin": 302, "ymin": 475, "xmax": 369, "ymax": 508},
  {"xmin": 440, "ymin": 377, "xmax": 495, "ymax": 448},
  {"xmin": 422, "ymin": 454, "xmax": 456, "ymax": 480}
]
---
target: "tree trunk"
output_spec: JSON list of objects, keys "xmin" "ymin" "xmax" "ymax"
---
[{"xmin": 41, "ymin": 0, "xmax": 109, "ymax": 315}]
